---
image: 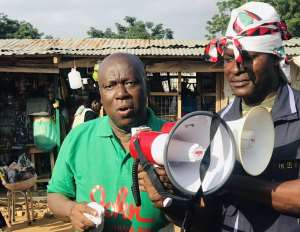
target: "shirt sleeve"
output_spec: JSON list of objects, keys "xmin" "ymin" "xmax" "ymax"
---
[{"xmin": 47, "ymin": 133, "xmax": 76, "ymax": 199}]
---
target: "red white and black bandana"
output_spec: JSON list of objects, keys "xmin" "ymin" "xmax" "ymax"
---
[{"xmin": 204, "ymin": 1, "xmax": 292, "ymax": 81}]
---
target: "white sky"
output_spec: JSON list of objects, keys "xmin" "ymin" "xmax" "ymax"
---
[{"xmin": 0, "ymin": 0, "xmax": 218, "ymax": 39}]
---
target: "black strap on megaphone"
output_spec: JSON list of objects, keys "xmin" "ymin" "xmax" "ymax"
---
[
  {"xmin": 180, "ymin": 112, "xmax": 222, "ymax": 231},
  {"xmin": 131, "ymin": 112, "xmax": 222, "ymax": 232}
]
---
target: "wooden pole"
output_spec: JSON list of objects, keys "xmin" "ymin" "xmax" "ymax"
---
[
  {"xmin": 215, "ymin": 72, "xmax": 225, "ymax": 112},
  {"xmin": 177, "ymin": 72, "xmax": 182, "ymax": 119}
]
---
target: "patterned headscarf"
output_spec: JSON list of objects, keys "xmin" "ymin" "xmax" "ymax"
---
[{"xmin": 204, "ymin": 2, "xmax": 292, "ymax": 81}]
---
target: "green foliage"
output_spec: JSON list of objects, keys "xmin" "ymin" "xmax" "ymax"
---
[
  {"xmin": 205, "ymin": 0, "xmax": 242, "ymax": 39},
  {"xmin": 274, "ymin": 0, "xmax": 300, "ymax": 37},
  {"xmin": 0, "ymin": 13, "xmax": 43, "ymax": 39},
  {"xmin": 87, "ymin": 16, "xmax": 174, "ymax": 39},
  {"xmin": 205, "ymin": 0, "xmax": 300, "ymax": 39}
]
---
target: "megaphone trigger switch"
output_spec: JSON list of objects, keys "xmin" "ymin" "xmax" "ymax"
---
[{"xmin": 162, "ymin": 197, "xmax": 173, "ymax": 208}]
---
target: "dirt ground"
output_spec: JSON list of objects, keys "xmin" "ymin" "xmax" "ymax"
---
[
  {"xmin": 6, "ymin": 217, "xmax": 72, "ymax": 232},
  {"xmin": 0, "ymin": 191, "xmax": 72, "ymax": 232},
  {"xmin": 0, "ymin": 192, "xmax": 180, "ymax": 232}
]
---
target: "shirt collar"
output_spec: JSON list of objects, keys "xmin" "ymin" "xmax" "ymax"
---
[
  {"xmin": 95, "ymin": 116, "xmax": 113, "ymax": 137},
  {"xmin": 221, "ymin": 84, "xmax": 298, "ymax": 122},
  {"xmin": 95, "ymin": 108, "xmax": 162, "ymax": 137},
  {"xmin": 271, "ymin": 84, "xmax": 298, "ymax": 121}
]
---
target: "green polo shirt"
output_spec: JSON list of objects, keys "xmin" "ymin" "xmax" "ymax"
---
[{"xmin": 48, "ymin": 109, "xmax": 168, "ymax": 231}]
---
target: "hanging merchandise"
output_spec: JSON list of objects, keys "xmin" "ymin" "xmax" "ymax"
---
[
  {"xmin": 33, "ymin": 116, "xmax": 59, "ymax": 152},
  {"xmin": 92, "ymin": 63, "xmax": 99, "ymax": 81},
  {"xmin": 32, "ymin": 109, "xmax": 61, "ymax": 152},
  {"xmin": 68, "ymin": 68, "xmax": 82, "ymax": 89}
]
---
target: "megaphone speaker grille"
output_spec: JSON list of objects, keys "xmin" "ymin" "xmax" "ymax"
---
[{"xmin": 164, "ymin": 111, "xmax": 236, "ymax": 196}]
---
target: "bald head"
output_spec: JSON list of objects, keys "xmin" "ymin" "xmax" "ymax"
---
[
  {"xmin": 98, "ymin": 53, "xmax": 146, "ymax": 88},
  {"xmin": 97, "ymin": 53, "xmax": 148, "ymax": 131}
]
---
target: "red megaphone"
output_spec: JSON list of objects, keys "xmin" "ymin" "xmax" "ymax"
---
[
  {"xmin": 129, "ymin": 122, "xmax": 205, "ymax": 165},
  {"xmin": 129, "ymin": 130, "xmax": 169, "ymax": 165},
  {"xmin": 160, "ymin": 122, "xmax": 176, "ymax": 133},
  {"xmin": 129, "ymin": 122, "xmax": 176, "ymax": 165}
]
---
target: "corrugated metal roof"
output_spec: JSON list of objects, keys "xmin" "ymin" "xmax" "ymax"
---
[
  {"xmin": 0, "ymin": 38, "xmax": 299, "ymax": 56},
  {"xmin": 0, "ymin": 38, "xmax": 207, "ymax": 57}
]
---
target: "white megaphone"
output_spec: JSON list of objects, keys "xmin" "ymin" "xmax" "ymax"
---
[
  {"xmin": 226, "ymin": 106, "xmax": 274, "ymax": 176},
  {"xmin": 130, "ymin": 106, "xmax": 274, "ymax": 197}
]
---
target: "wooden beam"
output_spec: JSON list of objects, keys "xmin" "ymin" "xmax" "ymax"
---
[
  {"xmin": 0, "ymin": 66, "xmax": 59, "ymax": 74},
  {"xmin": 146, "ymin": 61, "xmax": 223, "ymax": 73},
  {"xmin": 0, "ymin": 58, "xmax": 54, "ymax": 68},
  {"xmin": 58, "ymin": 58, "xmax": 98, "ymax": 68}
]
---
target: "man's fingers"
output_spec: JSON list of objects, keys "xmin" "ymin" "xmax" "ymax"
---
[
  {"xmin": 72, "ymin": 221, "xmax": 85, "ymax": 231},
  {"xmin": 154, "ymin": 167, "xmax": 166, "ymax": 175},
  {"xmin": 139, "ymin": 185, "xmax": 146, "ymax": 192},
  {"xmin": 81, "ymin": 213, "xmax": 96, "ymax": 228},
  {"xmin": 138, "ymin": 164, "xmax": 144, "ymax": 172},
  {"xmin": 70, "ymin": 203, "xmax": 96, "ymax": 231},
  {"xmin": 84, "ymin": 204, "xmax": 98, "ymax": 217},
  {"xmin": 138, "ymin": 171, "xmax": 146, "ymax": 180},
  {"xmin": 139, "ymin": 178, "xmax": 146, "ymax": 191},
  {"xmin": 163, "ymin": 183, "xmax": 174, "ymax": 191},
  {"xmin": 138, "ymin": 170, "xmax": 147, "ymax": 191},
  {"xmin": 158, "ymin": 175, "xmax": 170, "ymax": 183},
  {"xmin": 155, "ymin": 201, "xmax": 163, "ymax": 208}
]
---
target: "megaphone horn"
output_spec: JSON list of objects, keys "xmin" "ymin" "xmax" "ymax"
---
[
  {"xmin": 227, "ymin": 106, "xmax": 274, "ymax": 176},
  {"xmin": 164, "ymin": 111, "xmax": 236, "ymax": 196}
]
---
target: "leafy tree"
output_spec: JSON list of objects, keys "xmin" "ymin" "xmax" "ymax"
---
[
  {"xmin": 274, "ymin": 0, "xmax": 300, "ymax": 37},
  {"xmin": 205, "ymin": 0, "xmax": 300, "ymax": 38},
  {"xmin": 0, "ymin": 13, "xmax": 43, "ymax": 39},
  {"xmin": 87, "ymin": 16, "xmax": 174, "ymax": 39},
  {"xmin": 205, "ymin": 0, "xmax": 242, "ymax": 39}
]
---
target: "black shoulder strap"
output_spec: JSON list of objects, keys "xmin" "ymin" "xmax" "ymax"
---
[{"xmin": 181, "ymin": 112, "xmax": 222, "ymax": 232}]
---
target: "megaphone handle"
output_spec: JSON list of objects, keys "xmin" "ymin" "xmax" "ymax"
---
[
  {"xmin": 133, "ymin": 139, "xmax": 170, "ymax": 196},
  {"xmin": 133, "ymin": 139, "xmax": 197, "ymax": 232},
  {"xmin": 131, "ymin": 159, "xmax": 141, "ymax": 206}
]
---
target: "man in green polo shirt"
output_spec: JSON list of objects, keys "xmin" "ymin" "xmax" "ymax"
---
[{"xmin": 47, "ymin": 53, "xmax": 169, "ymax": 231}]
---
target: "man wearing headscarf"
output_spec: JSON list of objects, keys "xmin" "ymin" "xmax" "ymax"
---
[
  {"xmin": 204, "ymin": 1, "xmax": 300, "ymax": 231},
  {"xmin": 139, "ymin": 2, "xmax": 300, "ymax": 232}
]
